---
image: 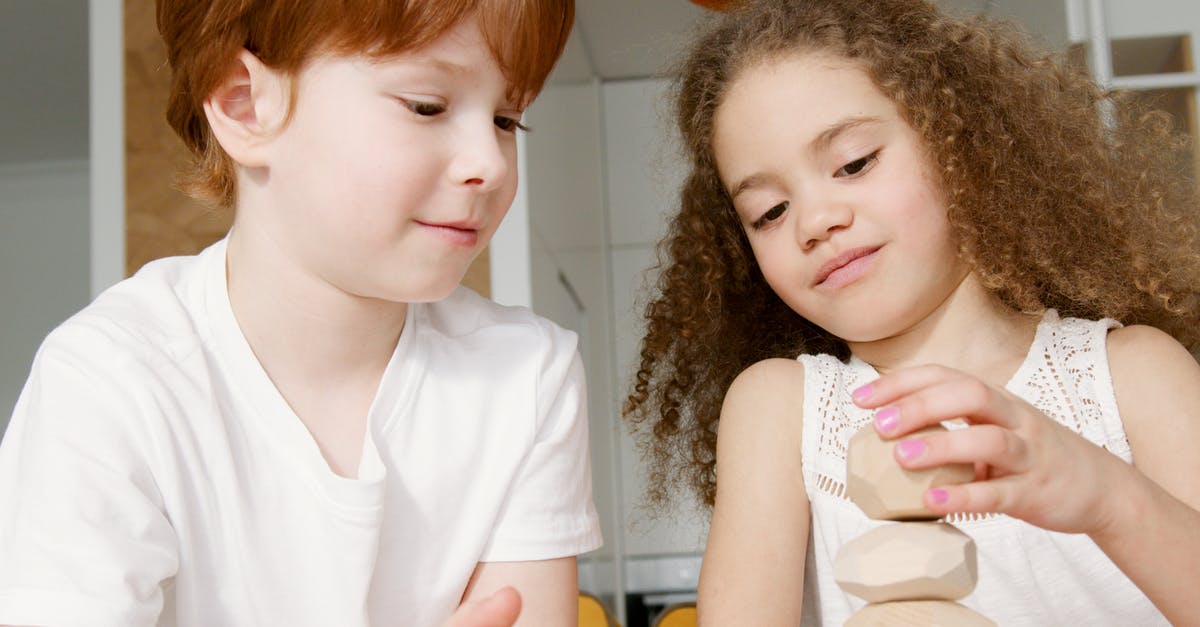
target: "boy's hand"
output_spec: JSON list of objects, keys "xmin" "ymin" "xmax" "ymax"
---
[
  {"xmin": 444, "ymin": 587, "xmax": 522, "ymax": 627},
  {"xmin": 851, "ymin": 364, "xmax": 1130, "ymax": 536}
]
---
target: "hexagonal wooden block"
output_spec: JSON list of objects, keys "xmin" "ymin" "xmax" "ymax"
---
[
  {"xmin": 846, "ymin": 423, "xmax": 974, "ymax": 520},
  {"xmin": 833, "ymin": 522, "xmax": 977, "ymax": 603},
  {"xmin": 846, "ymin": 600, "xmax": 996, "ymax": 626}
]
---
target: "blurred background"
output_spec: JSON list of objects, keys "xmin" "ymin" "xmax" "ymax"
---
[{"xmin": 1, "ymin": 1, "xmax": 1197, "ymax": 625}]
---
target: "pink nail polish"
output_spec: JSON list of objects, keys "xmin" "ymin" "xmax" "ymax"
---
[
  {"xmin": 875, "ymin": 407, "xmax": 898, "ymax": 433},
  {"xmin": 852, "ymin": 384, "xmax": 872, "ymax": 403},
  {"xmin": 929, "ymin": 489, "xmax": 949, "ymax": 505},
  {"xmin": 897, "ymin": 439, "xmax": 925, "ymax": 460}
]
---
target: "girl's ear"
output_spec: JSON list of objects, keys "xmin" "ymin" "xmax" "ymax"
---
[{"xmin": 203, "ymin": 49, "xmax": 289, "ymax": 168}]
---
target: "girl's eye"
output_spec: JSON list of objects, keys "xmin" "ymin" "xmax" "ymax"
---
[
  {"xmin": 836, "ymin": 151, "xmax": 879, "ymax": 177},
  {"xmin": 403, "ymin": 100, "xmax": 445, "ymax": 117},
  {"xmin": 494, "ymin": 116, "xmax": 530, "ymax": 133},
  {"xmin": 752, "ymin": 201, "xmax": 789, "ymax": 230}
]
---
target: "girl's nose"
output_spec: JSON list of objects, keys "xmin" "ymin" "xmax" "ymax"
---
[{"xmin": 796, "ymin": 198, "xmax": 853, "ymax": 250}]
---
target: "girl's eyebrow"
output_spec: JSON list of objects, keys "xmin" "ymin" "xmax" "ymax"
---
[
  {"xmin": 729, "ymin": 172, "xmax": 776, "ymax": 202},
  {"xmin": 809, "ymin": 115, "xmax": 884, "ymax": 156},
  {"xmin": 727, "ymin": 116, "xmax": 885, "ymax": 201}
]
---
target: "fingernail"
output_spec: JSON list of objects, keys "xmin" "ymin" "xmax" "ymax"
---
[
  {"xmin": 875, "ymin": 407, "xmax": 898, "ymax": 433},
  {"xmin": 851, "ymin": 384, "xmax": 872, "ymax": 403},
  {"xmin": 929, "ymin": 488, "xmax": 949, "ymax": 504},
  {"xmin": 896, "ymin": 439, "xmax": 925, "ymax": 460}
]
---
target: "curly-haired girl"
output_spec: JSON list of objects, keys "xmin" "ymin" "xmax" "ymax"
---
[{"xmin": 623, "ymin": 0, "xmax": 1200, "ymax": 623}]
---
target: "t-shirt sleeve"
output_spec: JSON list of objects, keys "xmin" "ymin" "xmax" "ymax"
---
[
  {"xmin": 0, "ymin": 327, "xmax": 178, "ymax": 627},
  {"xmin": 478, "ymin": 327, "xmax": 603, "ymax": 562}
]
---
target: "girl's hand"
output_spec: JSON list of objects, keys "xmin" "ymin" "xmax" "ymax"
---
[{"xmin": 851, "ymin": 364, "xmax": 1131, "ymax": 536}]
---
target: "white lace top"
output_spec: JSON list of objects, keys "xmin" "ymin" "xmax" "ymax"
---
[{"xmin": 797, "ymin": 310, "xmax": 1167, "ymax": 626}]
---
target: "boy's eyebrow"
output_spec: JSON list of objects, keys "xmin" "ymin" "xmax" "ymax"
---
[
  {"xmin": 406, "ymin": 57, "xmax": 470, "ymax": 76},
  {"xmin": 728, "ymin": 115, "xmax": 885, "ymax": 201}
]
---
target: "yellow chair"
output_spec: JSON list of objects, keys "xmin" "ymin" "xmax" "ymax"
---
[
  {"xmin": 579, "ymin": 591, "xmax": 619, "ymax": 627},
  {"xmin": 653, "ymin": 602, "xmax": 697, "ymax": 627}
]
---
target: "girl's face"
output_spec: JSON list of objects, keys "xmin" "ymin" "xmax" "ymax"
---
[
  {"xmin": 711, "ymin": 52, "xmax": 970, "ymax": 343},
  {"xmin": 251, "ymin": 16, "xmax": 522, "ymax": 303}
]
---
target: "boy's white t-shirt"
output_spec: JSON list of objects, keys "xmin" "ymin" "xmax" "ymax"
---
[{"xmin": 0, "ymin": 238, "xmax": 602, "ymax": 627}]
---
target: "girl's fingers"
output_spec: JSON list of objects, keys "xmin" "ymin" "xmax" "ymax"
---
[
  {"xmin": 893, "ymin": 424, "xmax": 1030, "ymax": 475},
  {"xmin": 870, "ymin": 376, "xmax": 1020, "ymax": 437},
  {"xmin": 924, "ymin": 476, "xmax": 1022, "ymax": 516},
  {"xmin": 852, "ymin": 364, "xmax": 959, "ymax": 409}
]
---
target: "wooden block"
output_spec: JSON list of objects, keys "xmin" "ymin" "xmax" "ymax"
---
[
  {"xmin": 846, "ymin": 600, "xmax": 996, "ymax": 626},
  {"xmin": 834, "ymin": 522, "xmax": 977, "ymax": 603},
  {"xmin": 846, "ymin": 423, "xmax": 974, "ymax": 520}
]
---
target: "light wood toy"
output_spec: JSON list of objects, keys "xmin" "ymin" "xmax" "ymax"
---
[
  {"xmin": 838, "ymin": 422, "xmax": 995, "ymax": 625},
  {"xmin": 846, "ymin": 423, "xmax": 974, "ymax": 520},
  {"xmin": 832, "ymin": 522, "xmax": 976, "ymax": 603},
  {"xmin": 844, "ymin": 600, "xmax": 996, "ymax": 627}
]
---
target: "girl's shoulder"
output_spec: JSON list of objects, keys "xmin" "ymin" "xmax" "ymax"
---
[
  {"xmin": 1105, "ymin": 323, "xmax": 1187, "ymax": 358},
  {"xmin": 729, "ymin": 355, "xmax": 806, "ymax": 389},
  {"xmin": 1105, "ymin": 323, "xmax": 1200, "ymax": 427},
  {"xmin": 1105, "ymin": 323, "xmax": 1200, "ymax": 517},
  {"xmin": 722, "ymin": 358, "xmax": 807, "ymax": 429}
]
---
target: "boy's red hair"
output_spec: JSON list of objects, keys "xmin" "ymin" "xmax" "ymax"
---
[{"xmin": 156, "ymin": 0, "xmax": 574, "ymax": 207}]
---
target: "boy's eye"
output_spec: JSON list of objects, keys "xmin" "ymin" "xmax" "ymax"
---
[
  {"xmin": 751, "ymin": 201, "xmax": 789, "ymax": 230},
  {"xmin": 403, "ymin": 100, "xmax": 445, "ymax": 116},
  {"xmin": 494, "ymin": 116, "xmax": 530, "ymax": 133},
  {"xmin": 836, "ymin": 151, "xmax": 879, "ymax": 177}
]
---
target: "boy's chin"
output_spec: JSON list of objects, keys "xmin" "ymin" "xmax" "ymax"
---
[{"xmin": 390, "ymin": 278, "xmax": 464, "ymax": 304}]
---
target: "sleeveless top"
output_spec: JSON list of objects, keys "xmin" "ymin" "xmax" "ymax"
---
[{"xmin": 797, "ymin": 310, "xmax": 1167, "ymax": 626}]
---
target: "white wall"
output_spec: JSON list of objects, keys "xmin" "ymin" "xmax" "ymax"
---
[
  {"xmin": 0, "ymin": 160, "xmax": 91, "ymax": 432},
  {"xmin": 523, "ymin": 80, "xmax": 623, "ymax": 599},
  {"xmin": 603, "ymin": 78, "xmax": 709, "ymax": 561},
  {"xmin": 522, "ymin": 76, "xmax": 715, "ymax": 610},
  {"xmin": 1103, "ymin": 0, "xmax": 1200, "ymax": 43}
]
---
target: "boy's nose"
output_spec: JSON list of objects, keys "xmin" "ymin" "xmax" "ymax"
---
[{"xmin": 449, "ymin": 122, "xmax": 511, "ymax": 193}]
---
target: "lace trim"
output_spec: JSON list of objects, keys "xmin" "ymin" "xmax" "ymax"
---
[
  {"xmin": 814, "ymin": 473, "xmax": 847, "ymax": 500},
  {"xmin": 801, "ymin": 310, "xmax": 1130, "ymax": 515}
]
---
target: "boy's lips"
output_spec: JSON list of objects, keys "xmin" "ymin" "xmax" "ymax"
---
[
  {"xmin": 813, "ymin": 245, "xmax": 882, "ymax": 288},
  {"xmin": 416, "ymin": 219, "xmax": 481, "ymax": 247}
]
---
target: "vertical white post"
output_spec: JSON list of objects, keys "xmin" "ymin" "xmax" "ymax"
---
[
  {"xmin": 89, "ymin": 0, "xmax": 125, "ymax": 297},
  {"xmin": 1084, "ymin": 0, "xmax": 1117, "ymax": 127},
  {"xmin": 489, "ymin": 132, "xmax": 533, "ymax": 308},
  {"xmin": 1086, "ymin": 0, "xmax": 1113, "ymax": 88}
]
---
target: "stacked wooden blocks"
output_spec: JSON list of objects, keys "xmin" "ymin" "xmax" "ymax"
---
[{"xmin": 835, "ymin": 424, "xmax": 995, "ymax": 626}]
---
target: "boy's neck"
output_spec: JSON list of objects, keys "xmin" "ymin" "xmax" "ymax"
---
[
  {"xmin": 224, "ymin": 221, "xmax": 408, "ymax": 387},
  {"xmin": 846, "ymin": 273, "xmax": 1041, "ymax": 386}
]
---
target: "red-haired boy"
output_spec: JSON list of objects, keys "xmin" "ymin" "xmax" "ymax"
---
[{"xmin": 0, "ymin": 2, "xmax": 597, "ymax": 625}]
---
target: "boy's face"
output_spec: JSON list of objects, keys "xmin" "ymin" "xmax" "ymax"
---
[{"xmin": 253, "ymin": 17, "xmax": 522, "ymax": 303}]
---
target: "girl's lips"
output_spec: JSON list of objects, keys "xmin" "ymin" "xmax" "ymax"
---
[{"xmin": 814, "ymin": 246, "xmax": 882, "ymax": 289}]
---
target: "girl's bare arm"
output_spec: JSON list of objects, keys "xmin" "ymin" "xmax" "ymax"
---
[
  {"xmin": 1099, "ymin": 325, "xmax": 1200, "ymax": 625},
  {"xmin": 698, "ymin": 358, "xmax": 810, "ymax": 625}
]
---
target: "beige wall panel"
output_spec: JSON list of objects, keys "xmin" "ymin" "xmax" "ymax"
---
[{"xmin": 124, "ymin": 0, "xmax": 229, "ymax": 277}]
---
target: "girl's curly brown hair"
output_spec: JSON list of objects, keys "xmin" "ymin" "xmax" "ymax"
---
[{"xmin": 623, "ymin": 0, "xmax": 1200, "ymax": 511}]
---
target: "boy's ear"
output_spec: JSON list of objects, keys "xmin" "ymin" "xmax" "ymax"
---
[{"xmin": 203, "ymin": 49, "xmax": 289, "ymax": 168}]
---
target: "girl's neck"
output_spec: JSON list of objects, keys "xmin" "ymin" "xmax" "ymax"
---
[
  {"xmin": 224, "ymin": 220, "xmax": 408, "ymax": 388},
  {"xmin": 846, "ymin": 273, "xmax": 1041, "ymax": 386}
]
